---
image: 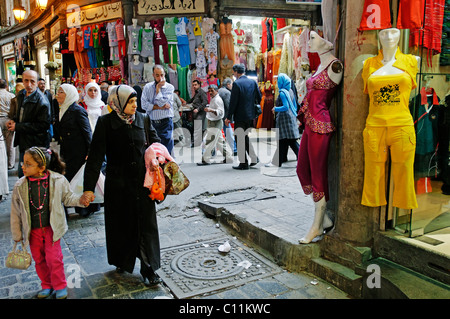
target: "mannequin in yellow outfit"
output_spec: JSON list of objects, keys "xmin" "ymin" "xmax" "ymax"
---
[{"xmin": 361, "ymin": 28, "xmax": 420, "ymax": 209}]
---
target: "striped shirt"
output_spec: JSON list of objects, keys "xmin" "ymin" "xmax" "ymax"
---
[{"xmin": 141, "ymin": 81, "xmax": 174, "ymax": 120}]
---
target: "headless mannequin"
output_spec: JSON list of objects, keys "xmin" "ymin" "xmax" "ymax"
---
[
  {"xmin": 299, "ymin": 31, "xmax": 343, "ymax": 244},
  {"xmin": 132, "ymin": 19, "xmax": 138, "ymax": 28},
  {"xmin": 144, "ymin": 22, "xmax": 151, "ymax": 30}
]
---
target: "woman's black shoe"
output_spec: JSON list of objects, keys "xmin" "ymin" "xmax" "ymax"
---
[
  {"xmin": 116, "ymin": 267, "xmax": 125, "ymax": 273},
  {"xmin": 140, "ymin": 267, "xmax": 162, "ymax": 286}
]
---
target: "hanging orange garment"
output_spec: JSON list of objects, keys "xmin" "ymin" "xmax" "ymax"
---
[
  {"xmin": 273, "ymin": 49, "xmax": 282, "ymax": 77},
  {"xmin": 257, "ymin": 86, "xmax": 266, "ymax": 128},
  {"xmin": 219, "ymin": 20, "xmax": 234, "ymax": 60},
  {"xmin": 409, "ymin": 0, "xmax": 445, "ymax": 56},
  {"xmin": 397, "ymin": 0, "xmax": 425, "ymax": 29},
  {"xmin": 358, "ymin": 0, "xmax": 391, "ymax": 31},
  {"xmin": 261, "ymin": 18, "xmax": 268, "ymax": 53}
]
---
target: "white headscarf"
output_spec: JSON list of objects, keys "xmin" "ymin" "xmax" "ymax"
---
[
  {"xmin": 84, "ymin": 82, "xmax": 105, "ymax": 131},
  {"xmin": 58, "ymin": 84, "xmax": 79, "ymax": 120}
]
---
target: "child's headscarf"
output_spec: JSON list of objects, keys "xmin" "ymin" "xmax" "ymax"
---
[
  {"xmin": 58, "ymin": 84, "xmax": 79, "ymax": 120},
  {"xmin": 277, "ymin": 73, "xmax": 297, "ymax": 115},
  {"xmin": 108, "ymin": 85, "xmax": 137, "ymax": 124},
  {"xmin": 84, "ymin": 82, "xmax": 105, "ymax": 110}
]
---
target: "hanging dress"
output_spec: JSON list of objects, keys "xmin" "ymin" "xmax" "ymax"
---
[{"xmin": 260, "ymin": 83, "xmax": 275, "ymax": 129}]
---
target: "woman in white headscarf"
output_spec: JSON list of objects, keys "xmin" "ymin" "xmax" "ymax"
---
[
  {"xmin": 81, "ymin": 82, "xmax": 106, "ymax": 132},
  {"xmin": 55, "ymin": 83, "xmax": 99, "ymax": 217},
  {"xmin": 82, "ymin": 85, "xmax": 163, "ymax": 286}
]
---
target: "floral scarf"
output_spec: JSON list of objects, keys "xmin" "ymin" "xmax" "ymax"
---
[{"xmin": 108, "ymin": 85, "xmax": 137, "ymax": 124}]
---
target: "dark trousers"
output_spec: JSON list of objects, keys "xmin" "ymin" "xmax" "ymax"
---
[
  {"xmin": 62, "ymin": 53, "xmax": 77, "ymax": 78},
  {"xmin": 234, "ymin": 120, "xmax": 257, "ymax": 165},
  {"xmin": 272, "ymin": 138, "xmax": 300, "ymax": 166},
  {"xmin": 152, "ymin": 118, "xmax": 174, "ymax": 155}
]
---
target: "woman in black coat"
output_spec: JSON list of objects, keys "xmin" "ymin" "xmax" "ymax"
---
[
  {"xmin": 82, "ymin": 85, "xmax": 162, "ymax": 285},
  {"xmin": 55, "ymin": 84, "xmax": 99, "ymax": 217}
]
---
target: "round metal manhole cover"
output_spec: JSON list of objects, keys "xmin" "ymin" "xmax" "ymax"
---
[
  {"xmin": 157, "ymin": 239, "xmax": 283, "ymax": 299},
  {"xmin": 208, "ymin": 192, "xmax": 257, "ymax": 204},
  {"xmin": 171, "ymin": 248, "xmax": 246, "ymax": 280}
]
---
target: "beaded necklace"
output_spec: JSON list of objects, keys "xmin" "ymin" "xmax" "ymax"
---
[{"xmin": 28, "ymin": 172, "xmax": 49, "ymax": 211}]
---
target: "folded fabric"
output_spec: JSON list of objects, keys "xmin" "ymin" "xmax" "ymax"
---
[{"xmin": 144, "ymin": 142, "xmax": 174, "ymax": 191}]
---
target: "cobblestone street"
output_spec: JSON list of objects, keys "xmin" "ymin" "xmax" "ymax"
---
[{"xmin": 0, "ymin": 155, "xmax": 349, "ymax": 301}]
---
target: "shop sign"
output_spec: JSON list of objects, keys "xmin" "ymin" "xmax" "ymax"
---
[
  {"xmin": 34, "ymin": 31, "xmax": 46, "ymax": 47},
  {"xmin": 137, "ymin": 0, "xmax": 205, "ymax": 15},
  {"xmin": 286, "ymin": 0, "xmax": 321, "ymax": 3},
  {"xmin": 51, "ymin": 21, "xmax": 62, "ymax": 42},
  {"xmin": 66, "ymin": 2, "xmax": 123, "ymax": 28},
  {"xmin": 1, "ymin": 43, "xmax": 14, "ymax": 57}
]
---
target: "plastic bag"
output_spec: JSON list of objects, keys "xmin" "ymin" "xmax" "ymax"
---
[{"xmin": 70, "ymin": 163, "xmax": 105, "ymax": 204}]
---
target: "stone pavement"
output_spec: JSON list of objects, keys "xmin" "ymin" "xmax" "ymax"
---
[{"xmin": 0, "ymin": 130, "xmax": 350, "ymax": 302}]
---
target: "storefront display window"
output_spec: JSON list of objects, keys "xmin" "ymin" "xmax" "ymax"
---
[
  {"xmin": 391, "ymin": 4, "xmax": 450, "ymax": 257},
  {"xmin": 4, "ymin": 57, "xmax": 16, "ymax": 92}
]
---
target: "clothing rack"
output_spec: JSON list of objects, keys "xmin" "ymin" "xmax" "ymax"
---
[{"xmin": 273, "ymin": 23, "xmax": 309, "ymax": 35}]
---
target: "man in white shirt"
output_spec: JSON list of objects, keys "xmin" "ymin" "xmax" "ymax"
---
[{"xmin": 197, "ymin": 85, "xmax": 233, "ymax": 165}]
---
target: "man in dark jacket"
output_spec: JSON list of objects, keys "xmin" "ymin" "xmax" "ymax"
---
[
  {"xmin": 225, "ymin": 64, "xmax": 262, "ymax": 170},
  {"xmin": 100, "ymin": 81, "xmax": 109, "ymax": 104},
  {"xmin": 38, "ymin": 78, "xmax": 54, "ymax": 139},
  {"xmin": 7, "ymin": 70, "xmax": 51, "ymax": 177}
]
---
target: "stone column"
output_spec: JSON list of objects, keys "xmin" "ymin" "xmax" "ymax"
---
[
  {"xmin": 332, "ymin": 1, "xmax": 380, "ymax": 245},
  {"xmin": 122, "ymin": 0, "xmax": 135, "ymax": 26}
]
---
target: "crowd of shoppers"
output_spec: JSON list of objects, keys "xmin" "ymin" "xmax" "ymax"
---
[{"xmin": 3, "ymin": 57, "xmax": 311, "ymax": 299}]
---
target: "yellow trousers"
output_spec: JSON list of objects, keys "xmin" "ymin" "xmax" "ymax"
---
[{"xmin": 361, "ymin": 126, "xmax": 418, "ymax": 209}]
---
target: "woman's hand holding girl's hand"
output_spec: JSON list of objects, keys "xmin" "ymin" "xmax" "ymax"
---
[{"xmin": 81, "ymin": 191, "xmax": 95, "ymax": 206}]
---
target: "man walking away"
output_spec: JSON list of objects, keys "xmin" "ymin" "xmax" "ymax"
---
[
  {"xmin": 225, "ymin": 64, "xmax": 261, "ymax": 170},
  {"xmin": 197, "ymin": 85, "xmax": 233, "ymax": 165}
]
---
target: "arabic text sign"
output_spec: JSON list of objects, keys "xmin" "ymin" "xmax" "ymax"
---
[
  {"xmin": 66, "ymin": 2, "xmax": 123, "ymax": 28},
  {"xmin": 137, "ymin": 0, "xmax": 205, "ymax": 15}
]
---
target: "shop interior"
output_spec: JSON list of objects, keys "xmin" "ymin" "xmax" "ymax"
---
[
  {"xmin": 224, "ymin": 15, "xmax": 316, "ymax": 131},
  {"xmin": 392, "ymin": 29, "xmax": 450, "ymax": 258}
]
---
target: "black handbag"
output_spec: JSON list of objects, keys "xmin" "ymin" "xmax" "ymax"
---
[{"xmin": 254, "ymin": 104, "xmax": 262, "ymax": 118}]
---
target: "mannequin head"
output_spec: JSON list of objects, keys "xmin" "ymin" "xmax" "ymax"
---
[
  {"xmin": 378, "ymin": 28, "xmax": 400, "ymax": 50},
  {"xmin": 308, "ymin": 31, "xmax": 333, "ymax": 54}
]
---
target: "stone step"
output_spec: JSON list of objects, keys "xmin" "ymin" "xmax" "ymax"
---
[
  {"xmin": 308, "ymin": 257, "xmax": 363, "ymax": 298},
  {"xmin": 356, "ymin": 257, "xmax": 450, "ymax": 299}
]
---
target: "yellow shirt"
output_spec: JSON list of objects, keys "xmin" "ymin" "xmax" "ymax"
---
[{"xmin": 362, "ymin": 48, "xmax": 418, "ymax": 127}]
